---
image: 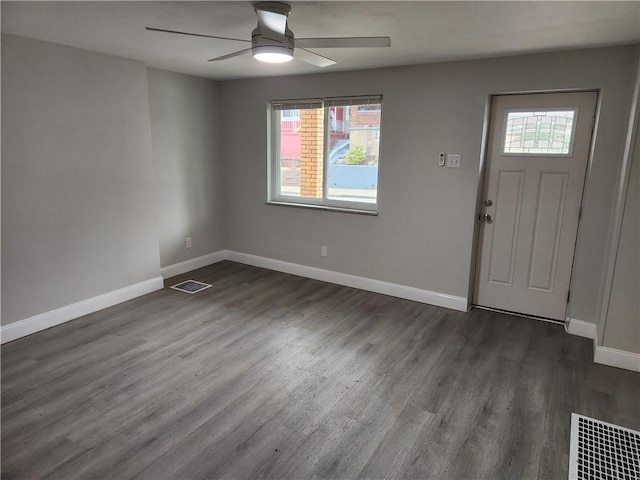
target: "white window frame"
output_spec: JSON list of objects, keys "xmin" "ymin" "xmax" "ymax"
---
[{"xmin": 268, "ymin": 96, "xmax": 382, "ymax": 214}]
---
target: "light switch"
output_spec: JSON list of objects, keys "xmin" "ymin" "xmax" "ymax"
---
[{"xmin": 446, "ymin": 154, "xmax": 461, "ymax": 168}]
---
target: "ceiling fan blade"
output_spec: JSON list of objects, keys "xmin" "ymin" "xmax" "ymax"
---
[
  {"xmin": 146, "ymin": 27, "xmax": 249, "ymax": 43},
  {"xmin": 208, "ymin": 48, "xmax": 253, "ymax": 62},
  {"xmin": 295, "ymin": 48, "xmax": 336, "ymax": 68},
  {"xmin": 296, "ymin": 37, "xmax": 391, "ymax": 49},
  {"xmin": 256, "ymin": 9, "xmax": 288, "ymax": 37}
]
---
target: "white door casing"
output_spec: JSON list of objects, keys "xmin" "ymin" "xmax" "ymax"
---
[{"xmin": 474, "ymin": 92, "xmax": 598, "ymax": 320}]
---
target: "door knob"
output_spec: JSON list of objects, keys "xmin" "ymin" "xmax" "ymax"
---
[{"xmin": 481, "ymin": 214, "xmax": 493, "ymax": 224}]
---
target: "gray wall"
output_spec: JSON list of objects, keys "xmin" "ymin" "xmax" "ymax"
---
[
  {"xmin": 220, "ymin": 46, "xmax": 637, "ymax": 323},
  {"xmin": 147, "ymin": 68, "xmax": 225, "ymax": 267},
  {"xmin": 2, "ymin": 32, "xmax": 637, "ymax": 346},
  {"xmin": 1, "ymin": 34, "xmax": 161, "ymax": 325},
  {"xmin": 603, "ymin": 126, "xmax": 640, "ymax": 353}
]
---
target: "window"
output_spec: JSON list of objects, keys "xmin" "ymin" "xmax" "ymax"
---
[
  {"xmin": 280, "ymin": 108, "xmax": 300, "ymax": 133},
  {"xmin": 357, "ymin": 104, "xmax": 381, "ymax": 112},
  {"xmin": 503, "ymin": 109, "xmax": 577, "ymax": 155},
  {"xmin": 269, "ymin": 96, "xmax": 382, "ymax": 213}
]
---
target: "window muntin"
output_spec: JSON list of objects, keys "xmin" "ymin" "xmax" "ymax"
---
[
  {"xmin": 270, "ymin": 96, "xmax": 382, "ymax": 212},
  {"xmin": 502, "ymin": 109, "xmax": 577, "ymax": 155}
]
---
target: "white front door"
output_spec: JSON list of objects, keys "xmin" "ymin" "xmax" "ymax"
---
[{"xmin": 474, "ymin": 92, "xmax": 597, "ymax": 320}]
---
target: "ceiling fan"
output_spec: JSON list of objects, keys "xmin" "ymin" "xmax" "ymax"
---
[{"xmin": 146, "ymin": 1, "xmax": 391, "ymax": 67}]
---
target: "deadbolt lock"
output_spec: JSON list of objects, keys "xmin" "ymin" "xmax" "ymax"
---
[{"xmin": 484, "ymin": 199, "xmax": 493, "ymax": 207}]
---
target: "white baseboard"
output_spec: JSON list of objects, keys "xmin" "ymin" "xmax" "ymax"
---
[
  {"xmin": 161, "ymin": 251, "xmax": 226, "ymax": 279},
  {"xmin": 594, "ymin": 345, "xmax": 640, "ymax": 372},
  {"xmin": 1, "ymin": 277, "xmax": 164, "ymax": 344},
  {"xmin": 567, "ymin": 318, "xmax": 640, "ymax": 372},
  {"xmin": 224, "ymin": 250, "xmax": 468, "ymax": 312},
  {"xmin": 4, "ymin": 250, "xmax": 637, "ymax": 372},
  {"xmin": 0, "ymin": 248, "xmax": 466, "ymax": 345},
  {"xmin": 566, "ymin": 318, "xmax": 597, "ymax": 339}
]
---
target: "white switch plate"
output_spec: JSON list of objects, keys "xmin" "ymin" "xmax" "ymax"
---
[
  {"xmin": 186, "ymin": 237, "xmax": 192, "ymax": 249},
  {"xmin": 446, "ymin": 154, "xmax": 461, "ymax": 168},
  {"xmin": 321, "ymin": 246, "xmax": 328, "ymax": 257}
]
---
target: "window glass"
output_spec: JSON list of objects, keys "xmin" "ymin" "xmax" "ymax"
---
[
  {"xmin": 327, "ymin": 104, "xmax": 380, "ymax": 204},
  {"xmin": 270, "ymin": 97, "xmax": 382, "ymax": 212},
  {"xmin": 503, "ymin": 110, "xmax": 576, "ymax": 155},
  {"xmin": 277, "ymin": 106, "xmax": 324, "ymax": 199}
]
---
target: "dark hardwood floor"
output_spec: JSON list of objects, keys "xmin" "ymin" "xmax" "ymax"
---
[{"xmin": 2, "ymin": 261, "xmax": 639, "ymax": 479}]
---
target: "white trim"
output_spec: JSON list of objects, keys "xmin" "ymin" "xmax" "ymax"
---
[
  {"xmin": 598, "ymin": 53, "xmax": 640, "ymax": 345},
  {"xmin": 468, "ymin": 95, "xmax": 493, "ymax": 307},
  {"xmin": 1, "ymin": 277, "xmax": 164, "ymax": 344},
  {"xmin": 594, "ymin": 344, "xmax": 640, "ymax": 372},
  {"xmin": 4, "ymin": 250, "xmax": 638, "ymax": 372},
  {"xmin": 160, "ymin": 251, "xmax": 226, "ymax": 279},
  {"xmin": 566, "ymin": 318, "xmax": 596, "ymax": 339},
  {"xmin": 224, "ymin": 250, "xmax": 468, "ymax": 312},
  {"xmin": 567, "ymin": 318, "xmax": 640, "ymax": 372},
  {"xmin": 266, "ymin": 201, "xmax": 378, "ymax": 216}
]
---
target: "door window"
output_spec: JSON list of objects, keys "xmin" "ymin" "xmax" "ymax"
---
[{"xmin": 503, "ymin": 109, "xmax": 576, "ymax": 155}]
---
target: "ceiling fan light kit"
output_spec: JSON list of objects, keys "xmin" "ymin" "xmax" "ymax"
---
[
  {"xmin": 251, "ymin": 8, "xmax": 294, "ymax": 64},
  {"xmin": 253, "ymin": 48, "xmax": 293, "ymax": 63},
  {"xmin": 146, "ymin": 1, "xmax": 390, "ymax": 68}
]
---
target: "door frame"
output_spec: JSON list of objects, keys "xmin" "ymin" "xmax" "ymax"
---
[{"xmin": 467, "ymin": 89, "xmax": 601, "ymax": 323}]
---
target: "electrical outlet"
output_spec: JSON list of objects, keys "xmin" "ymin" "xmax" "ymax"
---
[
  {"xmin": 321, "ymin": 246, "xmax": 328, "ymax": 257},
  {"xmin": 446, "ymin": 153, "xmax": 461, "ymax": 168},
  {"xmin": 186, "ymin": 237, "xmax": 192, "ymax": 249}
]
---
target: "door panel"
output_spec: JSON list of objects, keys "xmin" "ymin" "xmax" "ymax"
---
[
  {"xmin": 474, "ymin": 91, "xmax": 597, "ymax": 320},
  {"xmin": 489, "ymin": 171, "xmax": 525, "ymax": 285},
  {"xmin": 527, "ymin": 172, "xmax": 567, "ymax": 291}
]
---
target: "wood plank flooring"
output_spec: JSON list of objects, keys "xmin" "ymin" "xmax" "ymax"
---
[{"xmin": 2, "ymin": 261, "xmax": 639, "ymax": 479}]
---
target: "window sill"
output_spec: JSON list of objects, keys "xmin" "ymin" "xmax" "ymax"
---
[{"xmin": 266, "ymin": 201, "xmax": 378, "ymax": 216}]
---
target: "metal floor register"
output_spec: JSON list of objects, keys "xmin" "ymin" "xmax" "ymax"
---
[
  {"xmin": 569, "ymin": 413, "xmax": 639, "ymax": 480},
  {"xmin": 170, "ymin": 280, "xmax": 212, "ymax": 294}
]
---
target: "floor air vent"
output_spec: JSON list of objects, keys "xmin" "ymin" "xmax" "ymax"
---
[
  {"xmin": 569, "ymin": 413, "xmax": 639, "ymax": 480},
  {"xmin": 170, "ymin": 280, "xmax": 212, "ymax": 294}
]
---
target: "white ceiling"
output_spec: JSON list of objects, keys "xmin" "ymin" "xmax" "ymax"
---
[{"xmin": 2, "ymin": 1, "xmax": 639, "ymax": 81}]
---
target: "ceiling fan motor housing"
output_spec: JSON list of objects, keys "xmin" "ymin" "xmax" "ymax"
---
[{"xmin": 251, "ymin": 25, "xmax": 294, "ymax": 58}]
